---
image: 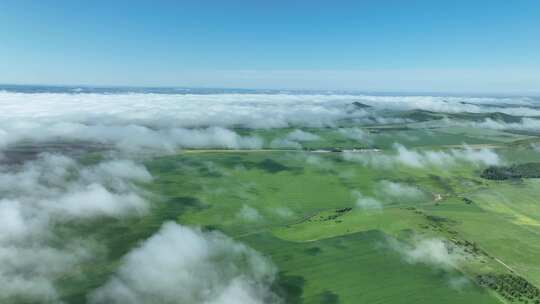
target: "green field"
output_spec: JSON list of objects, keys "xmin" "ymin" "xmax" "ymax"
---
[
  {"xmin": 109, "ymin": 134, "xmax": 534, "ymax": 303},
  {"xmin": 10, "ymin": 109, "xmax": 540, "ymax": 304},
  {"xmin": 104, "ymin": 124, "xmax": 539, "ymax": 303}
]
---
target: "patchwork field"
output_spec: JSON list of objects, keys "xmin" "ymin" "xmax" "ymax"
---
[
  {"xmin": 121, "ymin": 127, "xmax": 539, "ymax": 303},
  {"xmin": 52, "ymin": 125, "xmax": 540, "ymax": 304}
]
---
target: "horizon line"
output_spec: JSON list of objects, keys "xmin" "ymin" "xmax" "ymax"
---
[{"xmin": 1, "ymin": 82, "xmax": 539, "ymax": 98}]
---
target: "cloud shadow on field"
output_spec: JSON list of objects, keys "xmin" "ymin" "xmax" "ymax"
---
[
  {"xmin": 317, "ymin": 290, "xmax": 340, "ymax": 304},
  {"xmin": 161, "ymin": 196, "xmax": 209, "ymax": 220},
  {"xmin": 272, "ymin": 273, "xmax": 305, "ymax": 304},
  {"xmin": 304, "ymin": 247, "xmax": 322, "ymax": 256},
  {"xmin": 244, "ymin": 158, "xmax": 303, "ymax": 174}
]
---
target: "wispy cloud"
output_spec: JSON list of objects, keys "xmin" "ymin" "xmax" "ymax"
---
[
  {"xmin": 89, "ymin": 221, "xmax": 279, "ymax": 304},
  {"xmin": 0, "ymin": 154, "xmax": 151, "ymax": 302},
  {"xmin": 388, "ymin": 237, "xmax": 469, "ymax": 270},
  {"xmin": 344, "ymin": 144, "xmax": 500, "ymax": 169}
]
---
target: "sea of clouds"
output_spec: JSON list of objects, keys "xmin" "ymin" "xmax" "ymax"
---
[
  {"xmin": 0, "ymin": 91, "xmax": 539, "ymax": 152},
  {"xmin": 343, "ymin": 144, "xmax": 500, "ymax": 169},
  {"xmin": 0, "ymin": 91, "xmax": 535, "ymax": 303}
]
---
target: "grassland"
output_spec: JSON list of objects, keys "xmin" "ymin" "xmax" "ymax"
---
[{"xmin": 45, "ymin": 115, "xmax": 540, "ymax": 304}]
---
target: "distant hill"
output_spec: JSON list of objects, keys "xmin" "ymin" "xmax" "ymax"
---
[
  {"xmin": 351, "ymin": 101, "xmax": 371, "ymax": 109},
  {"xmin": 397, "ymin": 109, "xmax": 444, "ymax": 122},
  {"xmin": 448, "ymin": 112, "xmax": 523, "ymax": 123}
]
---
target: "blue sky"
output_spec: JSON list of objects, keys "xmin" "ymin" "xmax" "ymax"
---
[{"xmin": 1, "ymin": 0, "xmax": 539, "ymax": 93}]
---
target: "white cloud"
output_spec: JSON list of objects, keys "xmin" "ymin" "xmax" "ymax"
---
[
  {"xmin": 352, "ymin": 190, "xmax": 382, "ymax": 210},
  {"xmin": 448, "ymin": 276, "xmax": 471, "ymax": 291},
  {"xmin": 237, "ymin": 204, "xmax": 263, "ymax": 222},
  {"xmin": 269, "ymin": 129, "xmax": 320, "ymax": 149},
  {"xmin": 273, "ymin": 207, "xmax": 294, "ymax": 218},
  {"xmin": 285, "ymin": 129, "xmax": 320, "ymax": 142},
  {"xmin": 0, "ymin": 92, "xmax": 368, "ymax": 130},
  {"xmin": 0, "ymin": 154, "xmax": 151, "ymax": 302},
  {"xmin": 394, "ymin": 144, "xmax": 424, "ymax": 168},
  {"xmin": 343, "ymin": 144, "xmax": 500, "ymax": 169},
  {"xmin": 389, "ymin": 237, "xmax": 468, "ymax": 270},
  {"xmin": 460, "ymin": 117, "xmax": 540, "ymax": 132},
  {"xmin": 352, "ymin": 94, "xmax": 540, "ymax": 116},
  {"xmin": 269, "ymin": 138, "xmax": 302, "ymax": 149},
  {"xmin": 0, "ymin": 122, "xmax": 263, "ymax": 152},
  {"xmin": 351, "ymin": 182, "xmax": 424, "ymax": 210},
  {"xmin": 376, "ymin": 181, "xmax": 425, "ymax": 202},
  {"xmin": 0, "ymin": 199, "xmax": 28, "ymax": 241},
  {"xmin": 0, "ymin": 151, "xmax": 279, "ymax": 303},
  {"xmin": 53, "ymin": 183, "xmax": 147, "ymax": 218},
  {"xmin": 0, "ymin": 89, "xmax": 533, "ymax": 302},
  {"xmin": 89, "ymin": 221, "xmax": 278, "ymax": 304},
  {"xmin": 303, "ymin": 154, "xmax": 333, "ymax": 170},
  {"xmin": 338, "ymin": 127, "xmax": 369, "ymax": 142},
  {"xmin": 1, "ymin": 91, "xmax": 538, "ymax": 152}
]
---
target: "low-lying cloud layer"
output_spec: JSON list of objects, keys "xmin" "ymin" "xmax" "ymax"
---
[
  {"xmin": 389, "ymin": 237, "xmax": 469, "ymax": 270},
  {"xmin": 0, "ymin": 154, "xmax": 151, "ymax": 302},
  {"xmin": 270, "ymin": 129, "xmax": 320, "ymax": 149},
  {"xmin": 0, "ymin": 153, "xmax": 279, "ymax": 304},
  {"xmin": 89, "ymin": 221, "xmax": 279, "ymax": 304},
  {"xmin": 1, "ymin": 92, "xmax": 537, "ymax": 125},
  {"xmin": 353, "ymin": 190, "xmax": 383, "ymax": 210},
  {"xmin": 238, "ymin": 204, "xmax": 264, "ymax": 222},
  {"xmin": 353, "ymin": 181, "xmax": 425, "ymax": 210},
  {"xmin": 344, "ymin": 144, "xmax": 500, "ymax": 169},
  {"xmin": 451, "ymin": 117, "xmax": 540, "ymax": 132},
  {"xmin": 0, "ymin": 123, "xmax": 263, "ymax": 152},
  {"xmin": 0, "ymin": 91, "xmax": 538, "ymax": 152},
  {"xmin": 376, "ymin": 181, "xmax": 425, "ymax": 201},
  {"xmin": 0, "ymin": 90, "xmax": 534, "ymax": 303},
  {"xmin": 0, "ymin": 92, "xmax": 368, "ymax": 130},
  {"xmin": 352, "ymin": 94, "xmax": 540, "ymax": 116},
  {"xmin": 337, "ymin": 127, "xmax": 370, "ymax": 143}
]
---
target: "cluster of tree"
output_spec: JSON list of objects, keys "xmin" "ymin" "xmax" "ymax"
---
[
  {"xmin": 481, "ymin": 163, "xmax": 540, "ymax": 180},
  {"xmin": 335, "ymin": 207, "xmax": 353, "ymax": 213},
  {"xmin": 477, "ymin": 274, "xmax": 540, "ymax": 303},
  {"xmin": 462, "ymin": 197, "xmax": 473, "ymax": 204},
  {"xmin": 451, "ymin": 238, "xmax": 487, "ymax": 257},
  {"xmin": 425, "ymin": 215, "xmax": 449, "ymax": 223},
  {"xmin": 318, "ymin": 207, "xmax": 353, "ymax": 222}
]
